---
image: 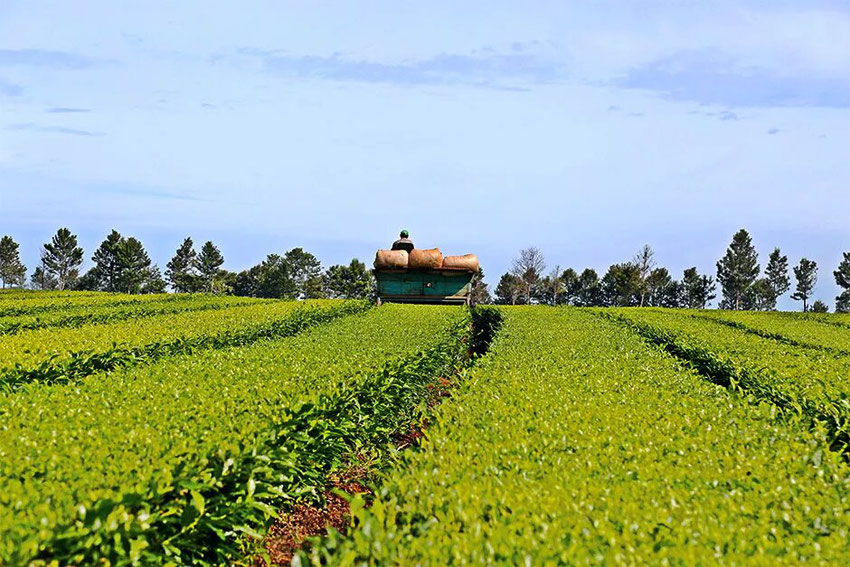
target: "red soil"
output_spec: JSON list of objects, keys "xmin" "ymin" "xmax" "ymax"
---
[
  {"xmin": 258, "ymin": 477, "xmax": 371, "ymax": 566},
  {"xmin": 257, "ymin": 374, "xmax": 456, "ymax": 564}
]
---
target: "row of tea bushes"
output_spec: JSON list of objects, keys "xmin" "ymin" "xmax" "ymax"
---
[
  {"xmin": 0, "ymin": 294, "xmax": 264, "ymax": 335},
  {"xmin": 0, "ymin": 300, "xmax": 368, "ymax": 389},
  {"xmin": 305, "ymin": 308, "xmax": 850, "ymax": 564},
  {"xmin": 0, "ymin": 304, "xmax": 471, "ymax": 565},
  {"xmin": 611, "ymin": 309, "xmax": 850, "ymax": 450}
]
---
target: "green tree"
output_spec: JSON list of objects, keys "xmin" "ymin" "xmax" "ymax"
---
[
  {"xmin": 538, "ymin": 265, "xmax": 565, "ymax": 306},
  {"xmin": 810, "ymin": 299, "xmax": 828, "ymax": 313},
  {"xmin": 116, "ymin": 237, "xmax": 153, "ymax": 294},
  {"xmin": 141, "ymin": 270, "xmax": 167, "ymax": 294},
  {"xmin": 681, "ymin": 267, "xmax": 716, "ymax": 309},
  {"xmin": 645, "ymin": 267, "xmax": 681, "ymax": 307},
  {"xmin": 601, "ymin": 263, "xmax": 642, "ymax": 307},
  {"xmin": 30, "ymin": 265, "xmax": 58, "ymax": 290},
  {"xmin": 72, "ymin": 269, "xmax": 101, "ymax": 291},
  {"xmin": 560, "ymin": 268, "xmax": 579, "ymax": 305},
  {"xmin": 764, "ymin": 248, "xmax": 790, "ymax": 309},
  {"xmin": 837, "ymin": 292, "xmax": 850, "ymax": 314},
  {"xmin": 235, "ymin": 254, "xmax": 295, "ymax": 298},
  {"xmin": 324, "ymin": 259, "xmax": 374, "ymax": 299},
  {"xmin": 166, "ymin": 237, "xmax": 200, "ymax": 293},
  {"xmin": 791, "ymin": 258, "xmax": 818, "ymax": 312},
  {"xmin": 42, "ymin": 228, "xmax": 84, "ymax": 290},
  {"xmin": 283, "ymin": 248, "xmax": 323, "ymax": 299},
  {"xmin": 716, "ymin": 229, "xmax": 760, "ymax": 310},
  {"xmin": 495, "ymin": 272, "xmax": 523, "ymax": 305},
  {"xmin": 90, "ymin": 230, "xmax": 124, "ymax": 292},
  {"xmin": 574, "ymin": 268, "xmax": 601, "ymax": 306},
  {"xmin": 742, "ymin": 278, "xmax": 774, "ymax": 311},
  {"xmin": 834, "ymin": 252, "xmax": 850, "ymax": 313},
  {"xmin": 469, "ymin": 267, "xmax": 491, "ymax": 305},
  {"xmin": 0, "ymin": 236, "xmax": 27, "ymax": 287},
  {"xmin": 196, "ymin": 241, "xmax": 225, "ymax": 293}
]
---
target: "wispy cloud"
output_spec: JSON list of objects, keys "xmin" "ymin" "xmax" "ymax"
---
[
  {"xmin": 231, "ymin": 45, "xmax": 564, "ymax": 88},
  {"xmin": 0, "ymin": 77, "xmax": 22, "ymax": 96},
  {"xmin": 6, "ymin": 123, "xmax": 104, "ymax": 136},
  {"xmin": 0, "ymin": 49, "xmax": 103, "ymax": 69},
  {"xmin": 46, "ymin": 107, "xmax": 90, "ymax": 113},
  {"xmin": 617, "ymin": 48, "xmax": 850, "ymax": 108},
  {"xmin": 688, "ymin": 109, "xmax": 741, "ymax": 121},
  {"xmin": 104, "ymin": 186, "xmax": 215, "ymax": 203}
]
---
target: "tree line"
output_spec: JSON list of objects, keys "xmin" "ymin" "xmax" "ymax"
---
[
  {"xmin": 492, "ymin": 229, "xmax": 850, "ymax": 313},
  {"xmin": 0, "ymin": 228, "xmax": 374, "ymax": 300},
  {"xmin": 2, "ymin": 227, "xmax": 849, "ymax": 311}
]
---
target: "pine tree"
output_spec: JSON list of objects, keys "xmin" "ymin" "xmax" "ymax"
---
[
  {"xmin": 196, "ymin": 241, "xmax": 225, "ymax": 293},
  {"xmin": 743, "ymin": 278, "xmax": 774, "ymax": 311},
  {"xmin": 833, "ymin": 252, "xmax": 850, "ymax": 313},
  {"xmin": 716, "ymin": 229, "xmax": 760, "ymax": 310},
  {"xmin": 601, "ymin": 263, "xmax": 643, "ymax": 307},
  {"xmin": 42, "ymin": 228, "xmax": 84, "ymax": 290},
  {"xmin": 469, "ymin": 267, "xmax": 490, "ymax": 305},
  {"xmin": 574, "ymin": 269, "xmax": 601, "ymax": 307},
  {"xmin": 764, "ymin": 248, "xmax": 790, "ymax": 309},
  {"xmin": 90, "ymin": 230, "xmax": 124, "ymax": 292},
  {"xmin": 837, "ymin": 292, "xmax": 850, "ymax": 314},
  {"xmin": 0, "ymin": 236, "xmax": 27, "ymax": 287},
  {"xmin": 141, "ymin": 266, "xmax": 167, "ymax": 294},
  {"xmin": 681, "ymin": 267, "xmax": 716, "ymax": 309},
  {"xmin": 117, "ymin": 237, "xmax": 153, "ymax": 294},
  {"xmin": 166, "ymin": 237, "xmax": 199, "ymax": 293},
  {"xmin": 791, "ymin": 258, "xmax": 818, "ymax": 312},
  {"xmin": 560, "ymin": 268, "xmax": 579, "ymax": 305},
  {"xmin": 495, "ymin": 273, "xmax": 523, "ymax": 305},
  {"xmin": 810, "ymin": 299, "xmax": 828, "ymax": 313},
  {"xmin": 645, "ymin": 267, "xmax": 681, "ymax": 307}
]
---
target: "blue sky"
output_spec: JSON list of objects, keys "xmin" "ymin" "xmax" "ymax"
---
[{"xmin": 1, "ymin": 1, "xmax": 849, "ymax": 308}]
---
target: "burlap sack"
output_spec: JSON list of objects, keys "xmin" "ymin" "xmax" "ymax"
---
[
  {"xmin": 408, "ymin": 248, "xmax": 443, "ymax": 269},
  {"xmin": 442, "ymin": 254, "xmax": 479, "ymax": 271},
  {"xmin": 374, "ymin": 249, "xmax": 409, "ymax": 270}
]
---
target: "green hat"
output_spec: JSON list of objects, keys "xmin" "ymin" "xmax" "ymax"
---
[{"xmin": 400, "ymin": 229, "xmax": 409, "ymax": 238}]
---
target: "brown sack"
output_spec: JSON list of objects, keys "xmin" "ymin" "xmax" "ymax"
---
[
  {"xmin": 442, "ymin": 254, "xmax": 480, "ymax": 271},
  {"xmin": 374, "ymin": 249, "xmax": 409, "ymax": 270},
  {"xmin": 408, "ymin": 248, "xmax": 443, "ymax": 269}
]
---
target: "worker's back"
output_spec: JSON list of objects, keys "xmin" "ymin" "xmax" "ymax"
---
[{"xmin": 391, "ymin": 237, "xmax": 414, "ymax": 253}]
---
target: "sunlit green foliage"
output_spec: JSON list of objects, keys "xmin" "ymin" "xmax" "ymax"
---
[
  {"xmin": 306, "ymin": 308, "xmax": 850, "ymax": 564},
  {"xmin": 0, "ymin": 299, "xmax": 368, "ymax": 388},
  {"xmin": 611, "ymin": 308, "xmax": 850, "ymax": 448},
  {"xmin": 0, "ymin": 304, "xmax": 470, "ymax": 565},
  {"xmin": 0, "ymin": 294, "xmax": 264, "ymax": 335}
]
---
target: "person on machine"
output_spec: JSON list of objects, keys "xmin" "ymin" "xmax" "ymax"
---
[{"xmin": 391, "ymin": 229, "xmax": 414, "ymax": 253}]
